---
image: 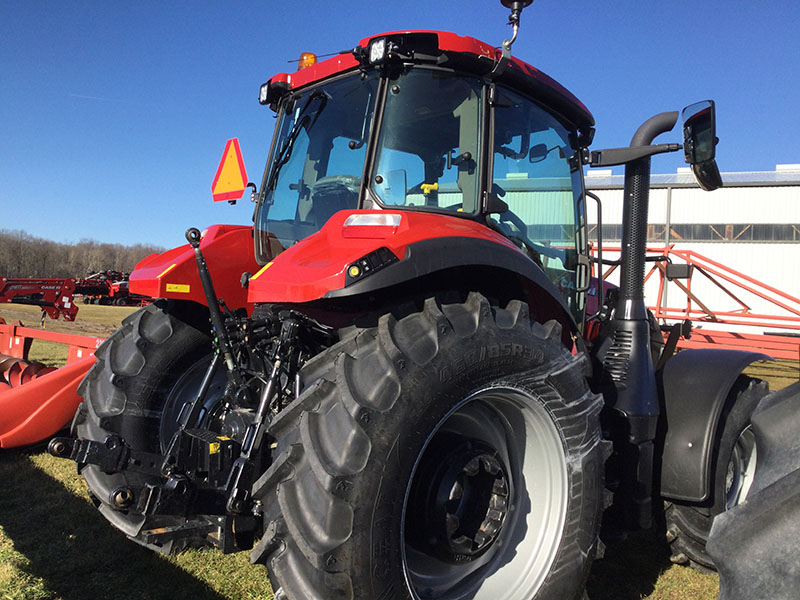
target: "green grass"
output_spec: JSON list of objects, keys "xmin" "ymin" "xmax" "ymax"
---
[
  {"xmin": 0, "ymin": 446, "xmax": 718, "ymax": 600},
  {"xmin": 0, "ymin": 448, "xmax": 274, "ymax": 600},
  {"xmin": 2, "ymin": 302, "xmax": 796, "ymax": 599}
]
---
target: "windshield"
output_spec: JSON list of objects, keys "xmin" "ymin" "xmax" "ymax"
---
[
  {"xmin": 371, "ymin": 69, "xmax": 483, "ymax": 213},
  {"xmin": 255, "ymin": 72, "xmax": 379, "ymax": 262}
]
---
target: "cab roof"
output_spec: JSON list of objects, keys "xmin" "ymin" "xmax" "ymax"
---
[{"xmin": 266, "ymin": 30, "xmax": 594, "ymax": 133}]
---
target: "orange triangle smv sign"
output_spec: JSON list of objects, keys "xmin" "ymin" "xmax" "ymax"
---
[{"xmin": 211, "ymin": 138, "xmax": 248, "ymax": 202}]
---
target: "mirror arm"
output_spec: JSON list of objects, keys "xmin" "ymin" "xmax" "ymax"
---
[{"xmin": 588, "ymin": 143, "xmax": 680, "ymax": 168}]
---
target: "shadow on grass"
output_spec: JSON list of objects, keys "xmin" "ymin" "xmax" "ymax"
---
[
  {"xmin": 587, "ymin": 529, "xmax": 674, "ymax": 600},
  {"xmin": 0, "ymin": 447, "xmax": 227, "ymax": 600}
]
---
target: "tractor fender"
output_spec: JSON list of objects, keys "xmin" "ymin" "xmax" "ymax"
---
[
  {"xmin": 248, "ymin": 210, "xmax": 578, "ymax": 333},
  {"xmin": 129, "ymin": 224, "xmax": 260, "ymax": 312},
  {"xmin": 326, "ymin": 236, "xmax": 577, "ymax": 327},
  {"xmin": 658, "ymin": 348, "xmax": 770, "ymax": 502}
]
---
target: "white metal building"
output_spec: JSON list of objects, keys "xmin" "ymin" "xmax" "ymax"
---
[{"xmin": 585, "ymin": 165, "xmax": 800, "ymax": 334}]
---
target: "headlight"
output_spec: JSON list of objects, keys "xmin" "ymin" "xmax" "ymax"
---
[{"xmin": 368, "ymin": 38, "xmax": 388, "ymax": 64}]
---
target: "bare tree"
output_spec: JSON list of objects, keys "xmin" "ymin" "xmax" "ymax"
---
[{"xmin": 0, "ymin": 229, "xmax": 164, "ymax": 279}]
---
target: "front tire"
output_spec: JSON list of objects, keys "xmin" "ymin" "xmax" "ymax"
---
[
  {"xmin": 665, "ymin": 375, "xmax": 768, "ymax": 571},
  {"xmin": 252, "ymin": 293, "xmax": 605, "ymax": 600}
]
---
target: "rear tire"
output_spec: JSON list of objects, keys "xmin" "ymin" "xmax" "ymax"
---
[
  {"xmin": 251, "ymin": 293, "xmax": 605, "ymax": 600},
  {"xmin": 665, "ymin": 375, "xmax": 768, "ymax": 571},
  {"xmin": 73, "ymin": 300, "xmax": 226, "ymax": 553}
]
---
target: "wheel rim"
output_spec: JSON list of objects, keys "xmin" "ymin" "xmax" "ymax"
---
[
  {"xmin": 158, "ymin": 355, "xmax": 228, "ymax": 453},
  {"xmin": 402, "ymin": 387, "xmax": 568, "ymax": 600},
  {"xmin": 725, "ymin": 425, "xmax": 757, "ymax": 510}
]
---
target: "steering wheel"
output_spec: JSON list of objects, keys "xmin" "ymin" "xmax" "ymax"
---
[
  {"xmin": 495, "ymin": 211, "xmax": 543, "ymax": 266},
  {"xmin": 496, "ymin": 210, "xmax": 570, "ymax": 269}
]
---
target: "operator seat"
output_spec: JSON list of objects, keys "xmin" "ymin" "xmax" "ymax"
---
[{"xmin": 308, "ymin": 175, "xmax": 361, "ymax": 226}]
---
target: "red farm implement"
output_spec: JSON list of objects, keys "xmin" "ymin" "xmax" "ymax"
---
[
  {"xmin": 594, "ymin": 245, "xmax": 800, "ymax": 360},
  {"xmin": 0, "ymin": 277, "xmax": 80, "ymax": 321},
  {"xmin": 79, "ymin": 270, "xmax": 151, "ymax": 306},
  {"xmin": 0, "ymin": 317, "xmax": 103, "ymax": 448},
  {"xmin": 0, "ymin": 275, "xmax": 151, "ymax": 324}
]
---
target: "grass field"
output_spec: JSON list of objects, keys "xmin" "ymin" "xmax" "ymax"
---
[{"xmin": 2, "ymin": 303, "xmax": 797, "ymax": 600}]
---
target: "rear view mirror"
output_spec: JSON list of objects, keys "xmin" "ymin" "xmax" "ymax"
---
[
  {"xmin": 529, "ymin": 143, "xmax": 548, "ymax": 163},
  {"xmin": 682, "ymin": 101, "xmax": 722, "ymax": 191}
]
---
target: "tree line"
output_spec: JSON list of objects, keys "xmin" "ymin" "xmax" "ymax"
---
[{"xmin": 0, "ymin": 229, "xmax": 165, "ymax": 279}]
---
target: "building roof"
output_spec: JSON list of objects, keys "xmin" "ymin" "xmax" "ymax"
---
[{"xmin": 585, "ymin": 165, "xmax": 800, "ymax": 189}]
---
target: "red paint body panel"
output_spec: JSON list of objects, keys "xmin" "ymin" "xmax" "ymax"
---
[
  {"xmin": 129, "ymin": 224, "xmax": 259, "ymax": 311},
  {"xmin": 269, "ymin": 30, "xmax": 592, "ymax": 124},
  {"xmin": 247, "ymin": 210, "xmax": 521, "ymax": 304},
  {"xmin": 361, "ymin": 30, "xmax": 592, "ymax": 120}
]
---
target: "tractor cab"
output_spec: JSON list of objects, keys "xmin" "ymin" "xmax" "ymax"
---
[{"xmin": 253, "ymin": 31, "xmax": 595, "ymax": 324}]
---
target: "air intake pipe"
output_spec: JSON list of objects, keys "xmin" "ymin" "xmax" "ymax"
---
[
  {"xmin": 618, "ymin": 111, "xmax": 679, "ymax": 316},
  {"xmin": 604, "ymin": 110, "xmax": 678, "ymax": 529}
]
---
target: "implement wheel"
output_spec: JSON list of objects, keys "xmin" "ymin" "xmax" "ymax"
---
[{"xmin": 252, "ymin": 293, "xmax": 605, "ymax": 600}]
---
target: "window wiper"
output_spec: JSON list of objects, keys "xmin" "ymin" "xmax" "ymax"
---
[{"xmin": 267, "ymin": 90, "xmax": 330, "ymax": 191}]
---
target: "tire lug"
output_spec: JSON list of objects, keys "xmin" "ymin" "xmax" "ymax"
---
[
  {"xmin": 670, "ymin": 551, "xmax": 688, "ymax": 564},
  {"xmin": 665, "ymin": 528, "xmax": 677, "ymax": 543},
  {"xmin": 449, "ymin": 480, "xmax": 463, "ymax": 501}
]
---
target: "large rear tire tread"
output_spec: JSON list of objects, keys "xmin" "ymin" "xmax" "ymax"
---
[
  {"xmin": 252, "ymin": 292, "xmax": 605, "ymax": 600},
  {"xmin": 73, "ymin": 300, "xmax": 216, "ymax": 554},
  {"xmin": 665, "ymin": 375, "xmax": 768, "ymax": 571}
]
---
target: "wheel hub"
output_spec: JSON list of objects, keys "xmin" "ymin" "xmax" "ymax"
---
[
  {"xmin": 408, "ymin": 436, "xmax": 510, "ymax": 563},
  {"xmin": 444, "ymin": 453, "xmax": 509, "ymax": 558}
]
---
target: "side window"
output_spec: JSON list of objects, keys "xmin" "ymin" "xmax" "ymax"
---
[
  {"xmin": 267, "ymin": 125, "xmax": 310, "ymax": 222},
  {"xmin": 492, "ymin": 89, "xmax": 586, "ymax": 321}
]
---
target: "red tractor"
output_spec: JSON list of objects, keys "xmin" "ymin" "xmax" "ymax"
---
[{"xmin": 50, "ymin": 3, "xmax": 769, "ymax": 598}]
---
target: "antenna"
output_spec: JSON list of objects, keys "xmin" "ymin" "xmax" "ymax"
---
[{"xmin": 492, "ymin": 0, "xmax": 534, "ymax": 77}]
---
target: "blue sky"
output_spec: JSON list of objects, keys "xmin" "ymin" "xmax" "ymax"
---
[{"xmin": 2, "ymin": 1, "xmax": 799, "ymax": 248}]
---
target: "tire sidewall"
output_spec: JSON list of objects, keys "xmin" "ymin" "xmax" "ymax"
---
[{"xmin": 74, "ymin": 301, "xmax": 212, "ymax": 519}]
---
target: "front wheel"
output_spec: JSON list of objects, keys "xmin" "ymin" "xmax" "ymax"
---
[
  {"xmin": 252, "ymin": 293, "xmax": 606, "ymax": 600},
  {"xmin": 665, "ymin": 375, "xmax": 768, "ymax": 571}
]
